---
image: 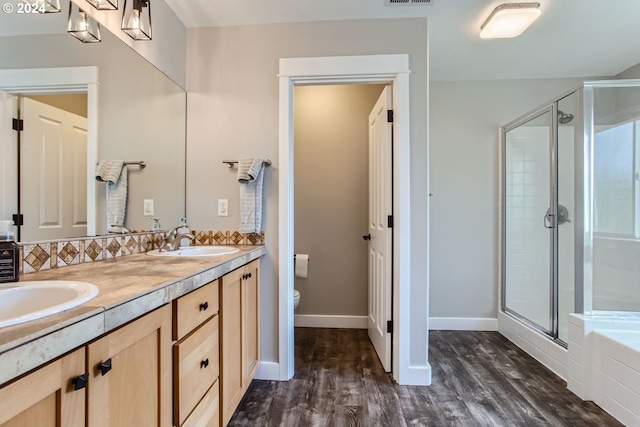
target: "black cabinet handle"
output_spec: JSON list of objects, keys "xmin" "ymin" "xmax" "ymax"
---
[
  {"xmin": 72, "ymin": 373, "xmax": 88, "ymax": 391},
  {"xmin": 200, "ymin": 358, "xmax": 209, "ymax": 369},
  {"xmin": 200, "ymin": 301, "xmax": 209, "ymax": 311},
  {"xmin": 99, "ymin": 358, "xmax": 112, "ymax": 376},
  {"xmin": 242, "ymin": 274, "xmax": 248, "ymax": 280},
  {"xmin": 248, "ymin": 272, "xmax": 252, "ymax": 278},
  {"xmin": 363, "ymin": 234, "xmax": 371, "ymax": 241}
]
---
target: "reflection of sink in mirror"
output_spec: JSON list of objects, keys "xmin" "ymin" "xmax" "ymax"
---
[
  {"xmin": 0, "ymin": 281, "xmax": 99, "ymax": 328},
  {"xmin": 147, "ymin": 246, "xmax": 240, "ymax": 257}
]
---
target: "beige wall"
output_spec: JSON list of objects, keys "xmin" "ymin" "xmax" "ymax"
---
[
  {"xmin": 26, "ymin": 94, "xmax": 88, "ymax": 118},
  {"xmin": 186, "ymin": 18, "xmax": 429, "ymax": 365},
  {"xmin": 294, "ymin": 84, "xmax": 384, "ymax": 317}
]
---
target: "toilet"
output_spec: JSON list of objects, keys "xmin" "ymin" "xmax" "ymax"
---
[{"xmin": 293, "ymin": 289, "xmax": 301, "ymax": 310}]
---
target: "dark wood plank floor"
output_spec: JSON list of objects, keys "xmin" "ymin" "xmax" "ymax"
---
[{"xmin": 228, "ymin": 328, "xmax": 622, "ymax": 427}]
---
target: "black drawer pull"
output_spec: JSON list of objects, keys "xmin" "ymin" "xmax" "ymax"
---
[
  {"xmin": 99, "ymin": 359, "xmax": 112, "ymax": 376},
  {"xmin": 72, "ymin": 373, "xmax": 88, "ymax": 390},
  {"xmin": 200, "ymin": 301, "xmax": 209, "ymax": 311},
  {"xmin": 201, "ymin": 358, "xmax": 209, "ymax": 369}
]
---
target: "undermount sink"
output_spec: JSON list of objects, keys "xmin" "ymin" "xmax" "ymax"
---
[
  {"xmin": 146, "ymin": 246, "xmax": 240, "ymax": 257},
  {"xmin": 0, "ymin": 280, "xmax": 99, "ymax": 328}
]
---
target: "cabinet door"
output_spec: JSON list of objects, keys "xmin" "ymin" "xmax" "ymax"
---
[
  {"xmin": 0, "ymin": 348, "xmax": 86, "ymax": 427},
  {"xmin": 220, "ymin": 267, "xmax": 243, "ymax": 427},
  {"xmin": 87, "ymin": 304, "xmax": 172, "ymax": 427},
  {"xmin": 242, "ymin": 260, "xmax": 260, "ymax": 389}
]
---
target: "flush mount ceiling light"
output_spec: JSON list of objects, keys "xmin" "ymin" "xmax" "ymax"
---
[
  {"xmin": 23, "ymin": 0, "xmax": 61, "ymax": 13},
  {"xmin": 480, "ymin": 3, "xmax": 541, "ymax": 39},
  {"xmin": 86, "ymin": 0, "xmax": 117, "ymax": 10},
  {"xmin": 122, "ymin": 0, "xmax": 152, "ymax": 41},
  {"xmin": 67, "ymin": 1, "xmax": 101, "ymax": 43}
]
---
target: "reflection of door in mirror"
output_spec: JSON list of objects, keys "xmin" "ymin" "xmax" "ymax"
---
[{"xmin": 20, "ymin": 96, "xmax": 88, "ymax": 241}]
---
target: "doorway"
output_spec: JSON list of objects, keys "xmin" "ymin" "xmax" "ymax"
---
[
  {"xmin": 278, "ymin": 54, "xmax": 420, "ymax": 385},
  {"xmin": 292, "ymin": 83, "xmax": 392, "ymax": 370},
  {"xmin": 0, "ymin": 67, "xmax": 98, "ymax": 239}
]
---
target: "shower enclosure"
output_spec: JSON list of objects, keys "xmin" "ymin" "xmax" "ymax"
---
[{"xmin": 500, "ymin": 80, "xmax": 640, "ymax": 346}]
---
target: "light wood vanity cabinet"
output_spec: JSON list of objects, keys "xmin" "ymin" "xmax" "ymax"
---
[
  {"xmin": 220, "ymin": 260, "xmax": 260, "ymax": 427},
  {"xmin": 0, "ymin": 348, "xmax": 86, "ymax": 427},
  {"xmin": 173, "ymin": 279, "xmax": 220, "ymax": 427},
  {"xmin": 87, "ymin": 304, "xmax": 172, "ymax": 427}
]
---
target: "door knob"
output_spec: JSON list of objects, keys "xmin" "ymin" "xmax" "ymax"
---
[{"xmin": 363, "ymin": 234, "xmax": 371, "ymax": 241}]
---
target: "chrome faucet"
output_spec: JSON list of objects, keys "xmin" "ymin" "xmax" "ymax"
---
[
  {"xmin": 109, "ymin": 224, "xmax": 132, "ymax": 234},
  {"xmin": 159, "ymin": 222, "xmax": 195, "ymax": 252}
]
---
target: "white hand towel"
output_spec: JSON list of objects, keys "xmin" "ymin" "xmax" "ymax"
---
[
  {"xmin": 96, "ymin": 160, "xmax": 128, "ymax": 232},
  {"xmin": 96, "ymin": 160, "xmax": 124, "ymax": 183},
  {"xmin": 238, "ymin": 159, "xmax": 264, "ymax": 233},
  {"xmin": 237, "ymin": 158, "xmax": 253, "ymax": 183}
]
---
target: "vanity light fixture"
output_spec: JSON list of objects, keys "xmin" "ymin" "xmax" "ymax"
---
[
  {"xmin": 122, "ymin": 0, "xmax": 152, "ymax": 41},
  {"xmin": 67, "ymin": 2, "xmax": 101, "ymax": 43},
  {"xmin": 480, "ymin": 3, "xmax": 541, "ymax": 39},
  {"xmin": 86, "ymin": 0, "xmax": 117, "ymax": 10},
  {"xmin": 23, "ymin": 0, "xmax": 61, "ymax": 13}
]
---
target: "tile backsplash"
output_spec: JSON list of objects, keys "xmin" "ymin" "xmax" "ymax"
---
[{"xmin": 20, "ymin": 230, "xmax": 264, "ymax": 274}]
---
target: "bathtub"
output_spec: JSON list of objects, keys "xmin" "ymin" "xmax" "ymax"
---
[{"xmin": 568, "ymin": 316, "xmax": 640, "ymax": 427}]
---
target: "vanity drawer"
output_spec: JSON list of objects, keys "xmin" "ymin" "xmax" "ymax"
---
[
  {"xmin": 174, "ymin": 315, "xmax": 219, "ymax": 426},
  {"xmin": 173, "ymin": 279, "xmax": 219, "ymax": 341},
  {"xmin": 182, "ymin": 381, "xmax": 220, "ymax": 427}
]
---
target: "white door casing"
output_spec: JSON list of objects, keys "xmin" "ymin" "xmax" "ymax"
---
[
  {"xmin": 276, "ymin": 54, "xmax": 428, "ymax": 385},
  {"xmin": 0, "ymin": 89, "xmax": 17, "ymax": 224},
  {"xmin": 368, "ymin": 86, "xmax": 393, "ymax": 372},
  {"xmin": 20, "ymin": 97, "xmax": 88, "ymax": 241}
]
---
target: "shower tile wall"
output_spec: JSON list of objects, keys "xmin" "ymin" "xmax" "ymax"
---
[{"xmin": 506, "ymin": 127, "xmax": 551, "ymax": 328}]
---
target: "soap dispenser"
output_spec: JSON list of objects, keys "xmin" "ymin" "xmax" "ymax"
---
[{"xmin": 0, "ymin": 220, "xmax": 19, "ymax": 283}]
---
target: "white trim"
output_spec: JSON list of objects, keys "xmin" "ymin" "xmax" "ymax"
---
[
  {"xmin": 278, "ymin": 54, "xmax": 418, "ymax": 384},
  {"xmin": 405, "ymin": 365, "xmax": 433, "ymax": 386},
  {"xmin": 254, "ymin": 361, "xmax": 281, "ymax": 381},
  {"xmin": 294, "ymin": 315, "xmax": 368, "ymax": 329},
  {"xmin": 0, "ymin": 67, "xmax": 98, "ymax": 237},
  {"xmin": 429, "ymin": 317, "xmax": 499, "ymax": 331}
]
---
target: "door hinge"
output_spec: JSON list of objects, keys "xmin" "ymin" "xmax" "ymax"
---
[
  {"xmin": 387, "ymin": 320, "xmax": 393, "ymax": 333},
  {"xmin": 12, "ymin": 214, "xmax": 23, "ymax": 226},
  {"xmin": 387, "ymin": 110, "xmax": 394, "ymax": 123},
  {"xmin": 12, "ymin": 118, "xmax": 23, "ymax": 131},
  {"xmin": 387, "ymin": 215, "xmax": 393, "ymax": 228}
]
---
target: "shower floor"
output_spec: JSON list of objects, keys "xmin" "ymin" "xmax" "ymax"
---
[{"xmin": 227, "ymin": 328, "xmax": 620, "ymax": 426}]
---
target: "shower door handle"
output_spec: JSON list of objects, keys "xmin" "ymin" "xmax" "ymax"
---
[{"xmin": 544, "ymin": 212, "xmax": 555, "ymax": 229}]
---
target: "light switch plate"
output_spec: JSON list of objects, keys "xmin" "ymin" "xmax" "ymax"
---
[
  {"xmin": 218, "ymin": 199, "xmax": 228, "ymax": 217},
  {"xmin": 143, "ymin": 199, "xmax": 154, "ymax": 216}
]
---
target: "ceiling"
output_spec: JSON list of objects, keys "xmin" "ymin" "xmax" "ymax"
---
[{"xmin": 164, "ymin": 0, "xmax": 640, "ymax": 82}]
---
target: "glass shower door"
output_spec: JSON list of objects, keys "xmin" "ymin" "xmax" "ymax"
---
[{"xmin": 504, "ymin": 108, "xmax": 554, "ymax": 333}]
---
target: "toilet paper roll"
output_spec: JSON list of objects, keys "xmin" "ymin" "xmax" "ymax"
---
[{"xmin": 295, "ymin": 254, "xmax": 309, "ymax": 278}]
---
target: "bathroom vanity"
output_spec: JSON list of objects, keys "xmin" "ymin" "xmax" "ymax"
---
[{"xmin": 0, "ymin": 245, "xmax": 265, "ymax": 427}]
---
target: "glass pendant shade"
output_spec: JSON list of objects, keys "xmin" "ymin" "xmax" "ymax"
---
[
  {"xmin": 86, "ymin": 0, "xmax": 117, "ymax": 10},
  {"xmin": 23, "ymin": 0, "xmax": 61, "ymax": 13},
  {"xmin": 67, "ymin": 2, "xmax": 101, "ymax": 43},
  {"xmin": 122, "ymin": 0, "xmax": 152, "ymax": 41}
]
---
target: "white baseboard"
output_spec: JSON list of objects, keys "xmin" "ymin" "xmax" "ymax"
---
[
  {"xmin": 399, "ymin": 364, "xmax": 432, "ymax": 386},
  {"xmin": 254, "ymin": 361, "xmax": 281, "ymax": 381},
  {"xmin": 294, "ymin": 314, "xmax": 367, "ymax": 329},
  {"xmin": 429, "ymin": 317, "xmax": 498, "ymax": 331}
]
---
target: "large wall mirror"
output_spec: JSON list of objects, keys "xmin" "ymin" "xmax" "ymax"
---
[{"xmin": 0, "ymin": 1, "xmax": 186, "ymax": 242}]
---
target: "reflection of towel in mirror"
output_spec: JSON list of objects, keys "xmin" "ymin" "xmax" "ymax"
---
[
  {"xmin": 237, "ymin": 158, "xmax": 264, "ymax": 233},
  {"xmin": 96, "ymin": 160, "xmax": 128, "ymax": 232}
]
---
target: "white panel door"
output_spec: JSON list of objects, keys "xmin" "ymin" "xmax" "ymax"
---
[
  {"xmin": 367, "ymin": 86, "xmax": 393, "ymax": 372},
  {"xmin": 20, "ymin": 97, "xmax": 87, "ymax": 241}
]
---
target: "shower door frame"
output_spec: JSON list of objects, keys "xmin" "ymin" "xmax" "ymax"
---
[{"xmin": 500, "ymin": 103, "xmax": 560, "ymax": 340}]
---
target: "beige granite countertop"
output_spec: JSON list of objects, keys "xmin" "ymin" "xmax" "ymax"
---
[{"xmin": 0, "ymin": 245, "xmax": 266, "ymax": 385}]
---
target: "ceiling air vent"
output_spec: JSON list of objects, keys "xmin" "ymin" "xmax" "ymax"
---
[{"xmin": 386, "ymin": 0, "xmax": 432, "ymax": 5}]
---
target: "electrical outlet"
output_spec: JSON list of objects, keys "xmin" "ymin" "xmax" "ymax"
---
[
  {"xmin": 218, "ymin": 199, "xmax": 229, "ymax": 217},
  {"xmin": 143, "ymin": 199, "xmax": 154, "ymax": 216}
]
